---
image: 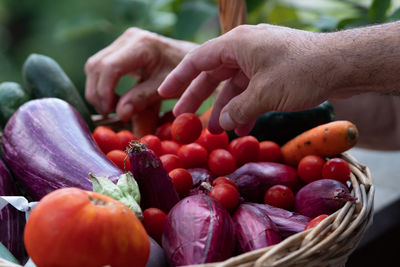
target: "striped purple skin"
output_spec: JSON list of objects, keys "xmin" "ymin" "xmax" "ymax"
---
[
  {"xmin": 0, "ymin": 159, "xmax": 26, "ymax": 263},
  {"xmin": 1, "ymin": 98, "xmax": 122, "ymax": 200},
  {"xmin": 233, "ymin": 203, "xmax": 281, "ymax": 253},
  {"xmin": 162, "ymin": 194, "xmax": 235, "ymax": 266}
]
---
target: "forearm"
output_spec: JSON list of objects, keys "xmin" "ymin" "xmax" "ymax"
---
[
  {"xmin": 320, "ymin": 21, "xmax": 400, "ymax": 98},
  {"xmin": 330, "ymin": 94, "xmax": 400, "ymax": 150}
]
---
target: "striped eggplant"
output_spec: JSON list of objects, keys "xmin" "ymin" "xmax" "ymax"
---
[{"xmin": 1, "ymin": 98, "xmax": 122, "ymax": 200}]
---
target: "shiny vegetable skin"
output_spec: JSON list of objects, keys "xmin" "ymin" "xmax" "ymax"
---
[
  {"xmin": 187, "ymin": 168, "xmax": 215, "ymax": 187},
  {"xmin": 146, "ymin": 236, "xmax": 168, "ymax": 267},
  {"xmin": 162, "ymin": 194, "xmax": 235, "ymax": 266},
  {"xmin": 227, "ymin": 162, "xmax": 300, "ymax": 203},
  {"xmin": 295, "ymin": 179, "xmax": 356, "ymax": 218},
  {"xmin": 248, "ymin": 203, "xmax": 311, "ymax": 238},
  {"xmin": 128, "ymin": 142, "xmax": 179, "ymax": 213},
  {"xmin": 233, "ymin": 203, "xmax": 281, "ymax": 253},
  {"xmin": 1, "ymin": 98, "xmax": 122, "ymax": 200},
  {"xmin": 0, "ymin": 159, "xmax": 26, "ymax": 263},
  {"xmin": 281, "ymin": 120, "xmax": 359, "ymax": 166}
]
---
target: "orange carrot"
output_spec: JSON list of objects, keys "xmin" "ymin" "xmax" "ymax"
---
[{"xmin": 281, "ymin": 120, "xmax": 359, "ymax": 166}]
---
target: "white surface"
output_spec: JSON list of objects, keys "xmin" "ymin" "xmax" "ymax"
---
[{"xmin": 348, "ymin": 147, "xmax": 400, "ymax": 212}]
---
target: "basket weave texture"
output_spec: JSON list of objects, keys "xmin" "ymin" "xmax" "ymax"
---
[{"xmin": 190, "ymin": 153, "xmax": 374, "ymax": 267}]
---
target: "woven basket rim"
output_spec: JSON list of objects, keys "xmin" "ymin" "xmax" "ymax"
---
[{"xmin": 189, "ymin": 152, "xmax": 374, "ymax": 267}]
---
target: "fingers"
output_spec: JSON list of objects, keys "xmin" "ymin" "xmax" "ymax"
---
[
  {"xmin": 158, "ymin": 36, "xmax": 235, "ymax": 98},
  {"xmin": 207, "ymin": 71, "xmax": 249, "ymax": 134},
  {"xmin": 116, "ymin": 78, "xmax": 162, "ymax": 122},
  {"xmin": 173, "ymin": 66, "xmax": 239, "ymax": 115}
]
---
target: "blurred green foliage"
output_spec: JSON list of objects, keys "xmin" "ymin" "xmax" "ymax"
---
[{"xmin": 0, "ymin": 0, "xmax": 399, "ymax": 113}]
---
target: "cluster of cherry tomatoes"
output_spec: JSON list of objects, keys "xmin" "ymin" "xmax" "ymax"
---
[{"xmin": 91, "ymin": 112, "xmax": 352, "ymax": 243}]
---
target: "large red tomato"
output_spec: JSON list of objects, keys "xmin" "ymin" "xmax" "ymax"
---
[{"xmin": 24, "ymin": 188, "xmax": 150, "ymax": 267}]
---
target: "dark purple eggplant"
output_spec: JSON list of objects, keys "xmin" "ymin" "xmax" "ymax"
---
[
  {"xmin": 0, "ymin": 158, "xmax": 27, "ymax": 263},
  {"xmin": 128, "ymin": 142, "xmax": 179, "ymax": 213},
  {"xmin": 1, "ymin": 98, "xmax": 122, "ymax": 200},
  {"xmin": 187, "ymin": 168, "xmax": 215, "ymax": 187},
  {"xmin": 247, "ymin": 203, "xmax": 311, "ymax": 238},
  {"xmin": 295, "ymin": 179, "xmax": 356, "ymax": 218},
  {"xmin": 146, "ymin": 236, "xmax": 168, "ymax": 267},
  {"xmin": 227, "ymin": 162, "xmax": 300, "ymax": 203},
  {"xmin": 162, "ymin": 194, "xmax": 235, "ymax": 266},
  {"xmin": 233, "ymin": 203, "xmax": 281, "ymax": 253}
]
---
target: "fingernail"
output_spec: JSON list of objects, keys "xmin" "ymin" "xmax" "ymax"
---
[
  {"xmin": 220, "ymin": 112, "xmax": 235, "ymax": 130},
  {"xmin": 120, "ymin": 103, "xmax": 133, "ymax": 120}
]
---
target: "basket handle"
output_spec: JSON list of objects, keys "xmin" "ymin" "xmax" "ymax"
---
[{"xmin": 218, "ymin": 0, "xmax": 247, "ymax": 34}]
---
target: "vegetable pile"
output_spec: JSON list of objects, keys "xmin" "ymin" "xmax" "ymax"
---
[{"xmin": 0, "ymin": 54, "xmax": 361, "ymax": 267}]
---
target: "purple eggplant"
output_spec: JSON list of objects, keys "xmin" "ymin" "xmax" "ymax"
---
[
  {"xmin": 0, "ymin": 159, "xmax": 27, "ymax": 263},
  {"xmin": 1, "ymin": 98, "xmax": 122, "ymax": 200},
  {"xmin": 128, "ymin": 142, "xmax": 179, "ymax": 213},
  {"xmin": 162, "ymin": 194, "xmax": 235, "ymax": 266},
  {"xmin": 295, "ymin": 179, "xmax": 356, "ymax": 218},
  {"xmin": 247, "ymin": 203, "xmax": 311, "ymax": 238},
  {"xmin": 233, "ymin": 203, "xmax": 281, "ymax": 253},
  {"xmin": 227, "ymin": 162, "xmax": 300, "ymax": 203}
]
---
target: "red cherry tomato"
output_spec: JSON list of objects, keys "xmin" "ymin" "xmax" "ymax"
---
[
  {"xmin": 142, "ymin": 208, "xmax": 167, "ymax": 244},
  {"xmin": 171, "ymin": 113, "xmax": 203, "ymax": 144},
  {"xmin": 117, "ymin": 130, "xmax": 137, "ymax": 151},
  {"xmin": 212, "ymin": 176, "xmax": 238, "ymax": 190},
  {"xmin": 195, "ymin": 128, "xmax": 229, "ymax": 152},
  {"xmin": 106, "ymin": 150, "xmax": 131, "ymax": 172},
  {"xmin": 264, "ymin": 185, "xmax": 295, "ymax": 210},
  {"xmin": 229, "ymin": 136, "xmax": 259, "ymax": 166},
  {"xmin": 297, "ymin": 155, "xmax": 326, "ymax": 183},
  {"xmin": 322, "ymin": 158, "xmax": 351, "ymax": 184},
  {"xmin": 160, "ymin": 140, "xmax": 180, "ymax": 156},
  {"xmin": 209, "ymin": 183, "xmax": 239, "ymax": 212},
  {"xmin": 160, "ymin": 154, "xmax": 183, "ymax": 173},
  {"xmin": 177, "ymin": 143, "xmax": 208, "ymax": 169},
  {"xmin": 305, "ymin": 214, "xmax": 329, "ymax": 230},
  {"xmin": 92, "ymin": 126, "xmax": 122, "ymax": 154},
  {"xmin": 141, "ymin": 134, "xmax": 162, "ymax": 156},
  {"xmin": 155, "ymin": 122, "xmax": 172, "ymax": 141},
  {"xmin": 208, "ymin": 149, "xmax": 236, "ymax": 176},
  {"xmin": 169, "ymin": 168, "xmax": 194, "ymax": 198},
  {"xmin": 258, "ymin": 141, "xmax": 282, "ymax": 163}
]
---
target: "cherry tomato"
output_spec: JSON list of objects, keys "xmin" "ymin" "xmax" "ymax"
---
[
  {"xmin": 209, "ymin": 183, "xmax": 239, "ymax": 212},
  {"xmin": 117, "ymin": 130, "xmax": 137, "ymax": 151},
  {"xmin": 92, "ymin": 126, "xmax": 122, "ymax": 154},
  {"xmin": 305, "ymin": 214, "xmax": 329, "ymax": 230},
  {"xmin": 160, "ymin": 140, "xmax": 180, "ymax": 156},
  {"xmin": 212, "ymin": 176, "xmax": 238, "ymax": 190},
  {"xmin": 195, "ymin": 128, "xmax": 229, "ymax": 152},
  {"xmin": 208, "ymin": 149, "xmax": 236, "ymax": 176},
  {"xmin": 297, "ymin": 155, "xmax": 326, "ymax": 183},
  {"xmin": 322, "ymin": 158, "xmax": 351, "ymax": 184},
  {"xmin": 258, "ymin": 141, "xmax": 282, "ymax": 163},
  {"xmin": 106, "ymin": 150, "xmax": 131, "ymax": 172},
  {"xmin": 155, "ymin": 122, "xmax": 172, "ymax": 141},
  {"xmin": 142, "ymin": 208, "xmax": 167, "ymax": 244},
  {"xmin": 229, "ymin": 136, "xmax": 259, "ymax": 166},
  {"xmin": 171, "ymin": 113, "xmax": 203, "ymax": 144},
  {"xmin": 160, "ymin": 154, "xmax": 183, "ymax": 173},
  {"xmin": 24, "ymin": 188, "xmax": 150, "ymax": 267},
  {"xmin": 169, "ymin": 168, "xmax": 194, "ymax": 198},
  {"xmin": 177, "ymin": 143, "xmax": 208, "ymax": 169},
  {"xmin": 264, "ymin": 185, "xmax": 295, "ymax": 210},
  {"xmin": 141, "ymin": 134, "xmax": 162, "ymax": 156}
]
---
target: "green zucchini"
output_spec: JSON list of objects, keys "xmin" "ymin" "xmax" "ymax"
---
[
  {"xmin": 228, "ymin": 101, "xmax": 335, "ymax": 146},
  {"xmin": 22, "ymin": 53, "xmax": 94, "ymax": 129},
  {"xmin": 0, "ymin": 82, "xmax": 30, "ymax": 129}
]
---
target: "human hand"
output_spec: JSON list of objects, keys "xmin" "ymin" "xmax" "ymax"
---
[
  {"xmin": 158, "ymin": 24, "xmax": 333, "ymax": 136},
  {"xmin": 85, "ymin": 27, "xmax": 198, "ymax": 122}
]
